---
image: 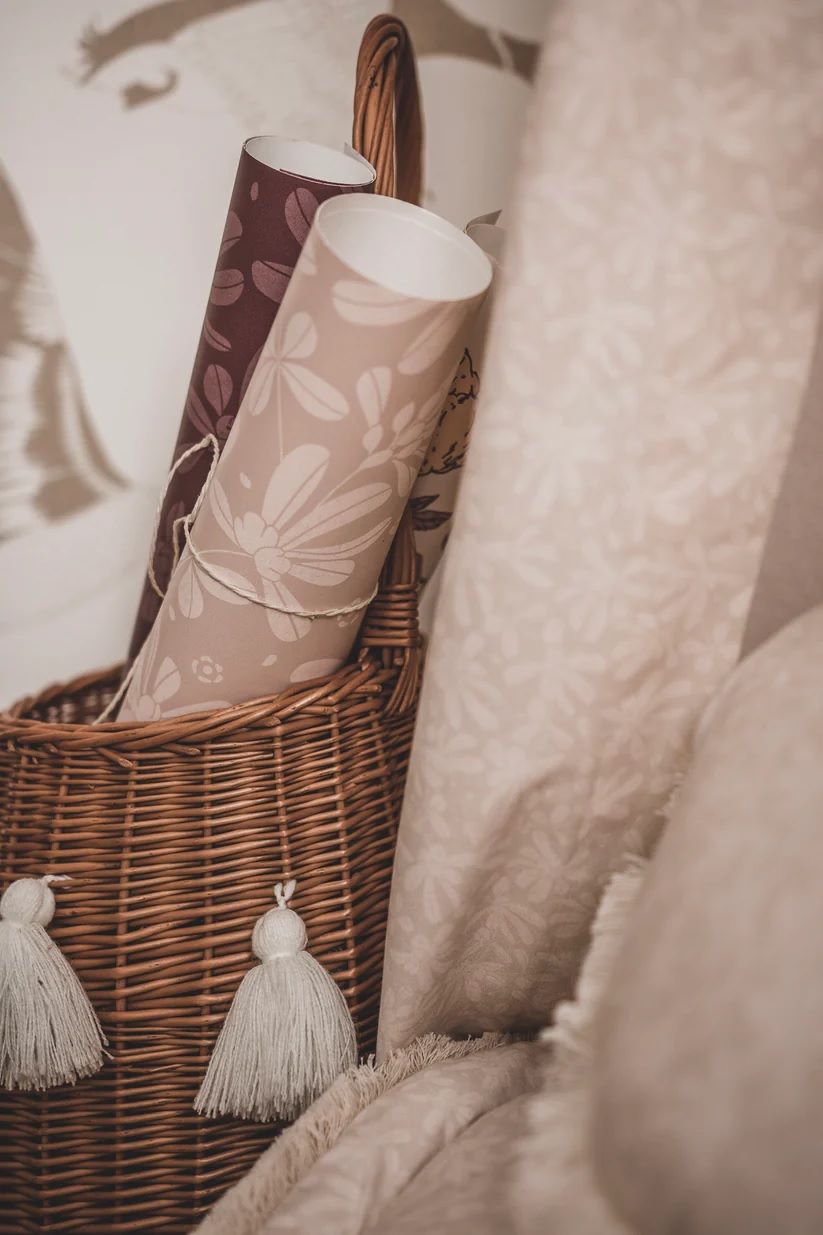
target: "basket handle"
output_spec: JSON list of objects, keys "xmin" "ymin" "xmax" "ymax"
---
[
  {"xmin": 352, "ymin": 15, "xmax": 423, "ymax": 204},
  {"xmin": 357, "ymin": 506, "xmax": 420, "ymax": 715},
  {"xmin": 351, "ymin": 16, "xmax": 424, "ymax": 713}
]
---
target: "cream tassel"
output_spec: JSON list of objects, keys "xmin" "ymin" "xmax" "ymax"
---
[
  {"xmin": 0, "ymin": 875, "xmax": 106, "ymax": 1090},
  {"xmin": 195, "ymin": 880, "xmax": 357, "ymax": 1122}
]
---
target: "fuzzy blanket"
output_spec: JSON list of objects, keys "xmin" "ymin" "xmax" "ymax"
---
[{"xmin": 193, "ymin": 866, "xmax": 644, "ymax": 1235}]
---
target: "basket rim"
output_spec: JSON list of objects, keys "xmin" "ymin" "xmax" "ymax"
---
[
  {"xmin": 0, "ymin": 655, "xmax": 400, "ymax": 752},
  {"xmin": 2, "ymin": 504, "xmax": 421, "ymax": 753}
]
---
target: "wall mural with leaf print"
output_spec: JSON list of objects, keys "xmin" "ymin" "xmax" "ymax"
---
[{"xmin": 0, "ymin": 0, "xmax": 538, "ymax": 703}]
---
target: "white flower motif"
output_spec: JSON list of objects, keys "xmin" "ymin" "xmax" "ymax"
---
[
  {"xmin": 246, "ymin": 311, "xmax": 349, "ymax": 421},
  {"xmin": 207, "ymin": 444, "xmax": 392, "ymax": 641},
  {"xmin": 391, "ymin": 392, "xmax": 445, "ymax": 495},
  {"xmin": 130, "ymin": 655, "xmax": 181, "ymax": 722},
  {"xmin": 357, "ymin": 373, "xmax": 444, "ymax": 496}
]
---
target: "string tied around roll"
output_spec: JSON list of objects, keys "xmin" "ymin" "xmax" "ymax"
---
[
  {"xmin": 194, "ymin": 878, "xmax": 357, "ymax": 1121},
  {"xmin": 0, "ymin": 874, "xmax": 107, "ymax": 1091},
  {"xmin": 96, "ymin": 435, "xmax": 378, "ymax": 722}
]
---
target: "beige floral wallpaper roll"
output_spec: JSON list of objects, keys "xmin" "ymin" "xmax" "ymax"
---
[
  {"xmin": 378, "ymin": 0, "xmax": 823, "ymax": 1056},
  {"xmin": 118, "ymin": 195, "xmax": 489, "ymax": 720}
]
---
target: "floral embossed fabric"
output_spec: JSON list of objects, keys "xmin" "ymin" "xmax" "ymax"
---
[{"xmin": 378, "ymin": 0, "xmax": 823, "ymax": 1055}]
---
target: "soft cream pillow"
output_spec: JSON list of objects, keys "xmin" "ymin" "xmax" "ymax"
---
[
  {"xmin": 512, "ymin": 865, "xmax": 645, "ymax": 1235},
  {"xmin": 591, "ymin": 606, "xmax": 823, "ymax": 1235}
]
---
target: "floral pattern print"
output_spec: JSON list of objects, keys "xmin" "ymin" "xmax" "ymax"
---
[
  {"xmin": 377, "ymin": 0, "xmax": 823, "ymax": 1056},
  {"xmin": 119, "ymin": 200, "xmax": 486, "ymax": 719},
  {"xmin": 207, "ymin": 443, "xmax": 393, "ymax": 643},
  {"xmin": 244, "ymin": 311, "xmax": 349, "ymax": 424},
  {"xmin": 119, "ymin": 621, "xmax": 231, "ymax": 721},
  {"xmin": 417, "ymin": 349, "xmax": 479, "ymax": 478},
  {"xmin": 126, "ymin": 143, "xmax": 374, "ymax": 661},
  {"xmin": 192, "ymin": 655, "xmax": 223, "ymax": 684},
  {"xmin": 410, "ymin": 215, "xmax": 503, "ymax": 584}
]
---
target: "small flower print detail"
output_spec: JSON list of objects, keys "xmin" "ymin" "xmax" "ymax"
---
[{"xmin": 192, "ymin": 656, "xmax": 223, "ymax": 684}]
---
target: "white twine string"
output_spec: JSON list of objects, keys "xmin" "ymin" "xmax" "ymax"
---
[
  {"xmin": 181, "ymin": 519, "xmax": 378, "ymax": 618},
  {"xmin": 146, "ymin": 435, "xmax": 221, "ymax": 600},
  {"xmin": 95, "ymin": 434, "xmax": 377, "ymax": 724}
]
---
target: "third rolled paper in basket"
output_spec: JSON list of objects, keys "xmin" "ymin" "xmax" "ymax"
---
[
  {"xmin": 411, "ymin": 210, "xmax": 505, "ymax": 613},
  {"xmin": 118, "ymin": 195, "xmax": 492, "ymax": 720}
]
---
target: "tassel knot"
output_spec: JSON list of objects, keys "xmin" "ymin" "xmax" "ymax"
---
[
  {"xmin": 253, "ymin": 879, "xmax": 307, "ymax": 960},
  {"xmin": 1, "ymin": 875, "xmax": 62, "ymax": 927}
]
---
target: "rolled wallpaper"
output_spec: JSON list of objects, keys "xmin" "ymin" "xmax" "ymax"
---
[
  {"xmin": 126, "ymin": 137, "xmax": 376, "ymax": 662},
  {"xmin": 411, "ymin": 212, "xmax": 505, "ymax": 585},
  {"xmin": 118, "ymin": 195, "xmax": 491, "ymax": 720}
]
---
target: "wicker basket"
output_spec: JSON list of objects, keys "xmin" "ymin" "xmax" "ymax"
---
[{"xmin": 0, "ymin": 17, "xmax": 422, "ymax": 1233}]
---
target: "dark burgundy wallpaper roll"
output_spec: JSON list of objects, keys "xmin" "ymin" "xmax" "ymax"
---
[{"xmin": 126, "ymin": 138, "xmax": 374, "ymax": 662}]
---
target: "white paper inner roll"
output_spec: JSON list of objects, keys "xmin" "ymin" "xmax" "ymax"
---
[
  {"xmin": 315, "ymin": 194, "xmax": 493, "ymax": 301},
  {"xmin": 244, "ymin": 136, "xmax": 375, "ymax": 186}
]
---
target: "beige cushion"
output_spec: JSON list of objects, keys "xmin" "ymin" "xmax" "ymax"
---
[{"xmin": 591, "ymin": 606, "xmax": 823, "ymax": 1235}]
